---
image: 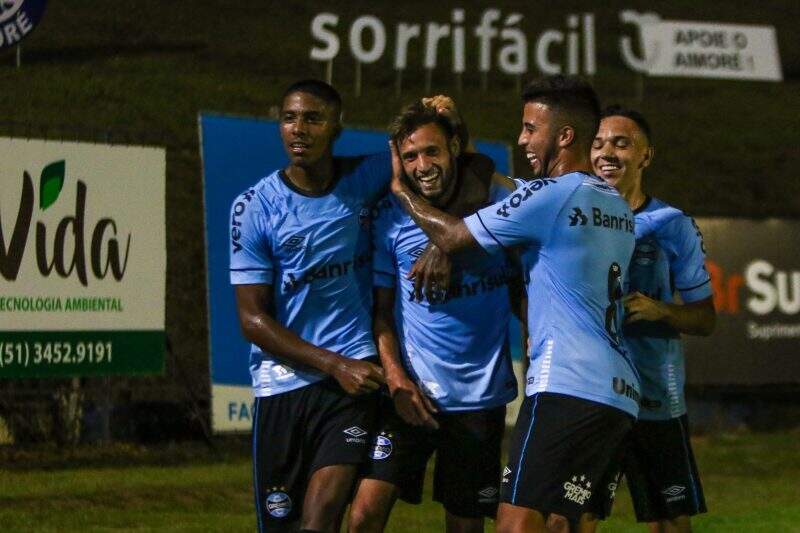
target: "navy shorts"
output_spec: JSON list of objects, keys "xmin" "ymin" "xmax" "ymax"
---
[
  {"xmin": 252, "ymin": 378, "xmax": 378, "ymax": 531},
  {"xmin": 623, "ymin": 414, "xmax": 707, "ymax": 522},
  {"xmin": 500, "ymin": 392, "xmax": 633, "ymax": 522},
  {"xmin": 362, "ymin": 395, "xmax": 506, "ymax": 518}
]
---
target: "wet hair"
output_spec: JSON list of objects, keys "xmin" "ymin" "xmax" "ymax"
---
[
  {"xmin": 521, "ymin": 75, "xmax": 601, "ymax": 148},
  {"xmin": 600, "ymin": 105, "xmax": 652, "ymax": 144},
  {"xmin": 389, "ymin": 101, "xmax": 456, "ymax": 147},
  {"xmin": 281, "ymin": 79, "xmax": 342, "ymax": 121}
]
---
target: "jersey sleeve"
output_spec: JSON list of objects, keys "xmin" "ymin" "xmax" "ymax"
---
[
  {"xmin": 229, "ymin": 191, "xmax": 274, "ymax": 286},
  {"xmin": 372, "ymin": 197, "xmax": 398, "ymax": 288},
  {"xmin": 658, "ymin": 215, "xmax": 712, "ymax": 302},
  {"xmin": 463, "ymin": 177, "xmax": 572, "ymax": 255}
]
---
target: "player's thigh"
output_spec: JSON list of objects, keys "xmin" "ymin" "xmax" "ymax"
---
[
  {"xmin": 361, "ymin": 395, "xmax": 436, "ymax": 505},
  {"xmin": 500, "ymin": 393, "xmax": 633, "ymax": 524},
  {"xmin": 435, "ymin": 405, "xmax": 507, "ymax": 519},
  {"xmin": 252, "ymin": 389, "xmax": 311, "ymax": 530}
]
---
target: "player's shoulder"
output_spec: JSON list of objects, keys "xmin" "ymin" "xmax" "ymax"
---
[
  {"xmin": 637, "ymin": 196, "xmax": 693, "ymax": 239},
  {"xmin": 231, "ymin": 170, "xmax": 280, "ymax": 215},
  {"xmin": 372, "ymin": 193, "xmax": 406, "ymax": 227},
  {"xmin": 335, "ymin": 151, "xmax": 390, "ymax": 177}
]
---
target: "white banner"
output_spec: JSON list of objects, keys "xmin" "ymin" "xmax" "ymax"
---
[
  {"xmin": 642, "ymin": 21, "xmax": 782, "ymax": 81},
  {"xmin": 0, "ymin": 138, "xmax": 166, "ymax": 377}
]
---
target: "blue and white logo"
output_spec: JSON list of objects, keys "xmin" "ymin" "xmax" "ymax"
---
[
  {"xmin": 266, "ymin": 489, "xmax": 292, "ymax": 518},
  {"xmin": 0, "ymin": 0, "xmax": 49, "ymax": 51},
  {"xmin": 371, "ymin": 433, "xmax": 393, "ymax": 460}
]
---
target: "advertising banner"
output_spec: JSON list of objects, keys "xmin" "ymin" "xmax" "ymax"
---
[
  {"xmin": 200, "ymin": 113, "xmax": 515, "ymax": 432},
  {"xmin": 686, "ymin": 218, "xmax": 800, "ymax": 385},
  {"xmin": 0, "ymin": 0, "xmax": 48, "ymax": 50},
  {"xmin": 0, "ymin": 137, "xmax": 166, "ymax": 378},
  {"xmin": 642, "ymin": 21, "xmax": 782, "ymax": 81}
]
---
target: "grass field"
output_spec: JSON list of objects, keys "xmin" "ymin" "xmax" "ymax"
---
[{"xmin": 2, "ymin": 430, "xmax": 799, "ymax": 532}]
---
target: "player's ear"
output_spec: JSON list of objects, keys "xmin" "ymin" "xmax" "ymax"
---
[
  {"xmin": 557, "ymin": 125, "xmax": 576, "ymax": 147},
  {"xmin": 640, "ymin": 145, "xmax": 654, "ymax": 170},
  {"xmin": 449, "ymin": 136, "xmax": 461, "ymax": 158}
]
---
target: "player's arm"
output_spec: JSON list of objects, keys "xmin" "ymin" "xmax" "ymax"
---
[
  {"xmin": 234, "ymin": 283, "xmax": 384, "ymax": 394},
  {"xmin": 624, "ymin": 293, "xmax": 715, "ymax": 336},
  {"xmin": 625, "ymin": 215, "xmax": 717, "ymax": 336},
  {"xmin": 373, "ymin": 287, "xmax": 439, "ymax": 429}
]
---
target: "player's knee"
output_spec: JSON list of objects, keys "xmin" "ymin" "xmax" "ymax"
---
[{"xmin": 348, "ymin": 499, "xmax": 386, "ymax": 533}]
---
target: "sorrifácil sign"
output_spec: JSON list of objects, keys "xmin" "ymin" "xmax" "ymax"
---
[
  {"xmin": 0, "ymin": 0, "xmax": 48, "ymax": 50},
  {"xmin": 0, "ymin": 137, "xmax": 166, "ymax": 378}
]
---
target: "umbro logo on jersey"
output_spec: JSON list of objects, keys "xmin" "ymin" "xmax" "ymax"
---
[
  {"xmin": 495, "ymin": 178, "xmax": 557, "ymax": 217},
  {"xmin": 282, "ymin": 234, "xmax": 306, "ymax": 249},
  {"xmin": 478, "ymin": 486, "xmax": 499, "ymax": 503},
  {"xmin": 569, "ymin": 207, "xmax": 588, "ymax": 226},
  {"xmin": 410, "ymin": 247, "xmax": 425, "ymax": 258}
]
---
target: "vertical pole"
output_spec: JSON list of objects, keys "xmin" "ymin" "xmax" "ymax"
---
[
  {"xmin": 325, "ymin": 59, "xmax": 333, "ymax": 85},
  {"xmin": 355, "ymin": 61, "xmax": 362, "ymax": 98}
]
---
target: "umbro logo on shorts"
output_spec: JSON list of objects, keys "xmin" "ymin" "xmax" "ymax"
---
[
  {"xmin": 343, "ymin": 426, "xmax": 367, "ymax": 444},
  {"xmin": 501, "ymin": 466, "xmax": 512, "ymax": 483},
  {"xmin": 478, "ymin": 486, "xmax": 498, "ymax": 503},
  {"xmin": 661, "ymin": 485, "xmax": 687, "ymax": 502}
]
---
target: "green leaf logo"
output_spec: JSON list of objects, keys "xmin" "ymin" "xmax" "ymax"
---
[{"xmin": 39, "ymin": 160, "xmax": 65, "ymax": 211}]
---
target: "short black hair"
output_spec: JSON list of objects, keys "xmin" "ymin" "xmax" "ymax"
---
[
  {"xmin": 282, "ymin": 79, "xmax": 342, "ymax": 119},
  {"xmin": 521, "ymin": 75, "xmax": 600, "ymax": 147},
  {"xmin": 389, "ymin": 101, "xmax": 456, "ymax": 147},
  {"xmin": 600, "ymin": 105, "xmax": 652, "ymax": 144}
]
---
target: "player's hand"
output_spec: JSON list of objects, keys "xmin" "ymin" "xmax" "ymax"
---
[
  {"xmin": 387, "ymin": 374, "xmax": 439, "ymax": 430},
  {"xmin": 408, "ymin": 242, "xmax": 451, "ymax": 303},
  {"xmin": 624, "ymin": 292, "xmax": 669, "ymax": 323},
  {"xmin": 388, "ymin": 140, "xmax": 405, "ymax": 196},
  {"xmin": 422, "ymin": 94, "xmax": 470, "ymax": 150},
  {"xmin": 333, "ymin": 358, "xmax": 385, "ymax": 395}
]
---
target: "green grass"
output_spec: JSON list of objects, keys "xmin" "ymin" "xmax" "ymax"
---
[{"xmin": 1, "ymin": 430, "xmax": 799, "ymax": 532}]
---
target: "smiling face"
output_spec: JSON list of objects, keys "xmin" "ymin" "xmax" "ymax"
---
[
  {"xmin": 592, "ymin": 115, "xmax": 652, "ymax": 195},
  {"xmin": 517, "ymin": 101, "xmax": 559, "ymax": 178},
  {"xmin": 398, "ymin": 122, "xmax": 458, "ymax": 204},
  {"xmin": 279, "ymin": 91, "xmax": 340, "ymax": 170}
]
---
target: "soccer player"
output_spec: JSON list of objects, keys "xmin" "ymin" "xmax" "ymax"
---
[
  {"xmin": 386, "ymin": 75, "xmax": 639, "ymax": 533},
  {"xmin": 592, "ymin": 106, "xmax": 716, "ymax": 533},
  {"xmin": 231, "ymin": 79, "xmax": 389, "ymax": 532},
  {"xmin": 231, "ymin": 80, "xmax": 495, "ymax": 532},
  {"xmin": 348, "ymin": 102, "xmax": 518, "ymax": 533}
]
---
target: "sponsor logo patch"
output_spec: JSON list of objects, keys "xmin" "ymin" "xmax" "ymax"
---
[
  {"xmin": 569, "ymin": 207, "xmax": 588, "ymax": 226},
  {"xmin": 265, "ymin": 488, "xmax": 292, "ymax": 518},
  {"xmin": 563, "ymin": 474, "xmax": 592, "ymax": 505}
]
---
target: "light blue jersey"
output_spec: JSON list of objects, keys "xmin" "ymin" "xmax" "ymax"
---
[
  {"xmin": 229, "ymin": 152, "xmax": 391, "ymax": 397},
  {"xmin": 373, "ymin": 183, "xmax": 518, "ymax": 411},
  {"xmin": 464, "ymin": 172, "xmax": 640, "ymax": 416},
  {"xmin": 626, "ymin": 197, "xmax": 712, "ymax": 420}
]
